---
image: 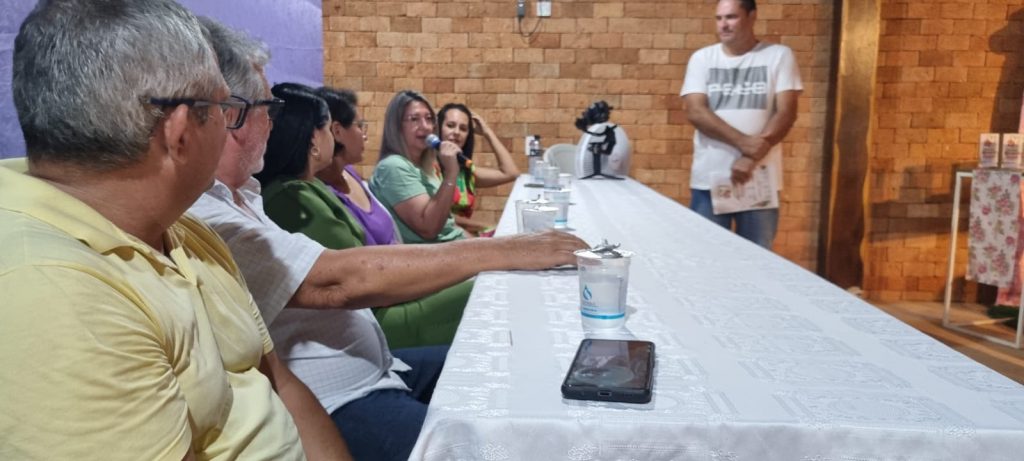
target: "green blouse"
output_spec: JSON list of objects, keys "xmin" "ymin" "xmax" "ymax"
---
[
  {"xmin": 261, "ymin": 177, "xmax": 365, "ymax": 249},
  {"xmin": 369, "ymin": 154, "xmax": 464, "ymax": 244}
]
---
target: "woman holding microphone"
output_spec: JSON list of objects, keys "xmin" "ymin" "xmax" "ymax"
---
[{"xmin": 369, "ymin": 90, "xmax": 466, "ymax": 244}]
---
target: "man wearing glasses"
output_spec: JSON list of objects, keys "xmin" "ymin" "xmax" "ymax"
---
[
  {"xmin": 189, "ymin": 18, "xmax": 588, "ymax": 461},
  {"xmin": 0, "ymin": 1, "xmax": 350, "ymax": 459}
]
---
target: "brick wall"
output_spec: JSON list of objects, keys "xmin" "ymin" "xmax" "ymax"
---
[
  {"xmin": 868, "ymin": 1, "xmax": 1024, "ymax": 301},
  {"xmin": 322, "ymin": 0, "xmax": 832, "ymax": 269}
]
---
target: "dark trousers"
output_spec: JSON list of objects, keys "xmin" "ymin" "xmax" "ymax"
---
[
  {"xmin": 330, "ymin": 345, "xmax": 448, "ymax": 461},
  {"xmin": 690, "ymin": 188, "xmax": 779, "ymax": 249}
]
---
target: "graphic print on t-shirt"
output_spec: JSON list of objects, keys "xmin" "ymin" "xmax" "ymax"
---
[{"xmin": 706, "ymin": 66, "xmax": 768, "ymax": 111}]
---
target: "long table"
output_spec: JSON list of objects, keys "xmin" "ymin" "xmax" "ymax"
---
[{"xmin": 410, "ymin": 175, "xmax": 1024, "ymax": 460}]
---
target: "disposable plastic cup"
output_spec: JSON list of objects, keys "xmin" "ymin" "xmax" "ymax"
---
[
  {"xmin": 521, "ymin": 206, "xmax": 558, "ymax": 233},
  {"xmin": 516, "ymin": 198, "xmax": 549, "ymax": 233},
  {"xmin": 543, "ymin": 188, "xmax": 571, "ymax": 229},
  {"xmin": 515, "ymin": 200, "xmax": 529, "ymax": 233},
  {"xmin": 531, "ymin": 160, "xmax": 548, "ymax": 184},
  {"xmin": 542, "ymin": 165, "xmax": 560, "ymax": 189},
  {"xmin": 558, "ymin": 173, "xmax": 573, "ymax": 189},
  {"xmin": 575, "ymin": 248, "xmax": 633, "ymax": 329}
]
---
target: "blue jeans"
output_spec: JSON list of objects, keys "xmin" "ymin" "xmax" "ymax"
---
[
  {"xmin": 330, "ymin": 345, "xmax": 449, "ymax": 461},
  {"xmin": 690, "ymin": 188, "xmax": 779, "ymax": 249}
]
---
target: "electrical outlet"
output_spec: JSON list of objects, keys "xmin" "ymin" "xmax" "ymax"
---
[
  {"xmin": 537, "ymin": 0, "xmax": 552, "ymax": 17},
  {"xmin": 516, "ymin": 0, "xmax": 526, "ymax": 19}
]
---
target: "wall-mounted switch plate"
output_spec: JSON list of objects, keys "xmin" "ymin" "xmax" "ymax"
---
[{"xmin": 537, "ymin": 0, "xmax": 552, "ymax": 17}]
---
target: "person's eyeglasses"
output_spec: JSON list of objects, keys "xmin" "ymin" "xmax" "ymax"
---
[
  {"xmin": 148, "ymin": 94, "xmax": 249, "ymax": 130},
  {"xmin": 404, "ymin": 114, "xmax": 435, "ymax": 126},
  {"xmin": 253, "ymin": 98, "xmax": 285, "ymax": 120},
  {"xmin": 356, "ymin": 119, "xmax": 369, "ymax": 132}
]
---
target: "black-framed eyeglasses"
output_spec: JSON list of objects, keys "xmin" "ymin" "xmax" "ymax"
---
[
  {"xmin": 253, "ymin": 98, "xmax": 285, "ymax": 120},
  {"xmin": 148, "ymin": 95, "xmax": 249, "ymax": 130}
]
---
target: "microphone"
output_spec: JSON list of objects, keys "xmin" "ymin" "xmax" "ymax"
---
[{"xmin": 426, "ymin": 133, "xmax": 469, "ymax": 163}]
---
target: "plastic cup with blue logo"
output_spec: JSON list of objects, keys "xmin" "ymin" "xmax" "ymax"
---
[
  {"xmin": 574, "ymin": 242, "xmax": 632, "ymax": 329},
  {"xmin": 543, "ymin": 188, "xmax": 571, "ymax": 229}
]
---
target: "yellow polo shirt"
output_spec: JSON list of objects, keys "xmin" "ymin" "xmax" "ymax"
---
[{"xmin": 0, "ymin": 160, "xmax": 304, "ymax": 460}]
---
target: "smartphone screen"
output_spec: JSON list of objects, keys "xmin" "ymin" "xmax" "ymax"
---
[{"xmin": 561, "ymin": 339, "xmax": 655, "ymax": 404}]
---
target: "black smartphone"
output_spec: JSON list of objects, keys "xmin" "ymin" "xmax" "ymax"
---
[{"xmin": 561, "ymin": 338, "xmax": 655, "ymax": 404}]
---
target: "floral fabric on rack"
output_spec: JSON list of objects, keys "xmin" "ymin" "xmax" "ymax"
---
[{"xmin": 967, "ymin": 169, "xmax": 1022, "ymax": 287}]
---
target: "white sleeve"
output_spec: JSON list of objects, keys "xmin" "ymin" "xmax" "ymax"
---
[
  {"xmin": 188, "ymin": 196, "xmax": 324, "ymax": 325},
  {"xmin": 680, "ymin": 48, "xmax": 709, "ymax": 96},
  {"xmin": 774, "ymin": 46, "xmax": 803, "ymax": 93}
]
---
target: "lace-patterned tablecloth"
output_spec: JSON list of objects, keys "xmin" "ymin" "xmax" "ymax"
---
[{"xmin": 411, "ymin": 176, "xmax": 1024, "ymax": 461}]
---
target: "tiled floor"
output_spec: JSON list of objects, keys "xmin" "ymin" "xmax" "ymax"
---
[{"xmin": 871, "ymin": 300, "xmax": 1024, "ymax": 384}]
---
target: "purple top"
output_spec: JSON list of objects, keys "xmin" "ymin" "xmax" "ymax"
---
[{"xmin": 329, "ymin": 165, "xmax": 399, "ymax": 246}]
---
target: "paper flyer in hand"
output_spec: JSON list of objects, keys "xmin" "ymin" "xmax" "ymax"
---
[{"xmin": 709, "ymin": 165, "xmax": 779, "ymax": 215}]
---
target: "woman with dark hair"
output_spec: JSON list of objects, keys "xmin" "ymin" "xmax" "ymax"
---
[
  {"xmin": 437, "ymin": 103, "xmax": 520, "ymax": 236},
  {"xmin": 255, "ymin": 82, "xmax": 368, "ymax": 250},
  {"xmin": 307, "ymin": 86, "xmax": 470, "ymax": 349},
  {"xmin": 314, "ymin": 87, "xmax": 397, "ymax": 246},
  {"xmin": 368, "ymin": 90, "xmax": 465, "ymax": 243}
]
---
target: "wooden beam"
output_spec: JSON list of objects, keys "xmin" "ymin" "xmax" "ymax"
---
[{"xmin": 818, "ymin": 0, "xmax": 880, "ymax": 289}]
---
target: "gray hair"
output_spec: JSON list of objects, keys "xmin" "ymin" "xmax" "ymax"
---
[
  {"xmin": 12, "ymin": 0, "xmax": 223, "ymax": 170},
  {"xmin": 199, "ymin": 17, "xmax": 271, "ymax": 101},
  {"xmin": 378, "ymin": 89, "xmax": 435, "ymax": 168}
]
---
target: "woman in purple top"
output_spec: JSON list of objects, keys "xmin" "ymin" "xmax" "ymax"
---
[{"xmin": 314, "ymin": 88, "xmax": 398, "ymax": 245}]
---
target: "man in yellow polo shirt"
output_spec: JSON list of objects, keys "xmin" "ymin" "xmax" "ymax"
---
[{"xmin": 0, "ymin": 1, "xmax": 348, "ymax": 459}]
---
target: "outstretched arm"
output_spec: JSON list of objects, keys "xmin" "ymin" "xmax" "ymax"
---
[{"xmin": 288, "ymin": 230, "xmax": 588, "ymax": 311}]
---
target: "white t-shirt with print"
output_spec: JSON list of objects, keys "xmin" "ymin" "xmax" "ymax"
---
[{"xmin": 681, "ymin": 42, "xmax": 802, "ymax": 191}]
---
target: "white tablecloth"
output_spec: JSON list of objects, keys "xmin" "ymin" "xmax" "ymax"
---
[{"xmin": 411, "ymin": 176, "xmax": 1024, "ymax": 460}]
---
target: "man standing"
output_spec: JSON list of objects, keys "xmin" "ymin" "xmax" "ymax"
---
[
  {"xmin": 192, "ymin": 19, "xmax": 587, "ymax": 461},
  {"xmin": 681, "ymin": 0, "xmax": 802, "ymax": 249},
  {"xmin": 0, "ymin": 1, "xmax": 349, "ymax": 459}
]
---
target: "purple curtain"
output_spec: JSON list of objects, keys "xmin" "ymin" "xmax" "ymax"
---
[
  {"xmin": 0, "ymin": 0, "xmax": 35, "ymax": 158},
  {"xmin": 0, "ymin": 0, "xmax": 323, "ymax": 159}
]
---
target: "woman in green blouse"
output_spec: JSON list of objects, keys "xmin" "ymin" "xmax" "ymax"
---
[
  {"xmin": 369, "ymin": 90, "xmax": 466, "ymax": 244},
  {"xmin": 256, "ymin": 83, "xmax": 469, "ymax": 348}
]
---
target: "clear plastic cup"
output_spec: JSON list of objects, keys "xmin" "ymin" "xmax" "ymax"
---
[
  {"xmin": 575, "ymin": 248, "xmax": 633, "ymax": 329},
  {"xmin": 515, "ymin": 199, "xmax": 529, "ymax": 233},
  {"xmin": 543, "ymin": 188, "xmax": 571, "ymax": 229},
  {"xmin": 521, "ymin": 206, "xmax": 558, "ymax": 232},
  {"xmin": 531, "ymin": 160, "xmax": 548, "ymax": 184},
  {"xmin": 558, "ymin": 173, "xmax": 573, "ymax": 189},
  {"xmin": 542, "ymin": 165, "xmax": 560, "ymax": 189},
  {"xmin": 516, "ymin": 198, "xmax": 550, "ymax": 233}
]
